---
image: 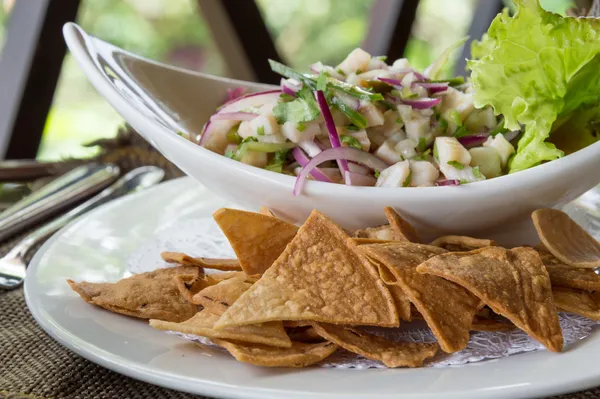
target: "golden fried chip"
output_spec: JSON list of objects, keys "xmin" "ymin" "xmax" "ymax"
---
[
  {"xmin": 205, "ymin": 271, "xmax": 248, "ymax": 285},
  {"xmin": 553, "ymin": 287, "xmax": 600, "ymax": 320},
  {"xmin": 191, "ymin": 277, "xmax": 254, "ymax": 315},
  {"xmin": 173, "ymin": 273, "xmax": 211, "ymax": 304},
  {"xmin": 214, "ymin": 210, "xmax": 398, "ymax": 330},
  {"xmin": 471, "ymin": 316, "xmax": 515, "ymax": 332},
  {"xmin": 213, "ymin": 208, "xmax": 299, "ymax": 275},
  {"xmin": 212, "ymin": 339, "xmax": 338, "ymax": 367},
  {"xmin": 532, "ymin": 208, "xmax": 600, "ymax": 268},
  {"xmin": 417, "ymin": 246, "xmax": 563, "ymax": 352},
  {"xmin": 150, "ymin": 309, "xmax": 291, "ymax": 347},
  {"xmin": 161, "ymin": 252, "xmax": 241, "ymax": 271},
  {"xmin": 310, "ymin": 323, "xmax": 438, "ymax": 368},
  {"xmin": 546, "ymin": 264, "xmax": 600, "ymax": 291},
  {"xmin": 67, "ymin": 267, "xmax": 200, "ymax": 322},
  {"xmin": 429, "ymin": 235, "xmax": 495, "ymax": 252},
  {"xmin": 259, "ymin": 206, "xmax": 275, "ymax": 217},
  {"xmin": 384, "ymin": 207, "xmax": 422, "ymax": 243},
  {"xmin": 359, "ymin": 242, "xmax": 480, "ymax": 353},
  {"xmin": 352, "ymin": 238, "xmax": 396, "ymax": 245},
  {"xmin": 387, "ymin": 285, "xmax": 412, "ymax": 321},
  {"xmin": 286, "ymin": 326, "xmax": 324, "ymax": 343},
  {"xmin": 352, "ymin": 225, "xmax": 396, "ymax": 240},
  {"xmin": 283, "ymin": 321, "xmax": 311, "ymax": 328}
]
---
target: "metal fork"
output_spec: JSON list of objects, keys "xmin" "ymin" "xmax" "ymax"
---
[{"xmin": 0, "ymin": 166, "xmax": 165, "ymax": 289}]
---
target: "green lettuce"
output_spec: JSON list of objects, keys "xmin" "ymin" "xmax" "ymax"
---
[{"xmin": 468, "ymin": 0, "xmax": 600, "ymax": 173}]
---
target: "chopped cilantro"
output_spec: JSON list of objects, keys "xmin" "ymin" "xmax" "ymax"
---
[
  {"xmin": 355, "ymin": 69, "xmax": 364, "ymax": 74},
  {"xmin": 381, "ymin": 100, "xmax": 396, "ymax": 110},
  {"xmin": 346, "ymin": 125, "xmax": 361, "ymax": 131},
  {"xmin": 433, "ymin": 142, "xmax": 439, "ymax": 161},
  {"xmin": 417, "ymin": 137, "xmax": 429, "ymax": 152},
  {"xmin": 396, "ymin": 117, "xmax": 404, "ymax": 125},
  {"xmin": 402, "ymin": 170, "xmax": 412, "ymax": 187},
  {"xmin": 376, "ymin": 55, "xmax": 388, "ymax": 61},
  {"xmin": 437, "ymin": 118, "xmax": 449, "ymax": 133},
  {"xmin": 374, "ymin": 170, "xmax": 381, "ymax": 178},
  {"xmin": 413, "ymin": 149, "xmax": 431, "ymax": 161},
  {"xmin": 447, "ymin": 160, "xmax": 465, "ymax": 170},
  {"xmin": 225, "ymin": 150, "xmax": 235, "ymax": 159},
  {"xmin": 453, "ymin": 126, "xmax": 470, "ymax": 138},
  {"xmin": 330, "ymin": 95, "xmax": 367, "ymax": 129},
  {"xmin": 459, "ymin": 179, "xmax": 469, "ymax": 184},
  {"xmin": 473, "ymin": 166, "xmax": 483, "ymax": 178},
  {"xmin": 336, "ymin": 68, "xmax": 346, "ymax": 76},
  {"xmin": 297, "ymin": 122, "xmax": 306, "ymax": 132},
  {"xmin": 273, "ymin": 86, "xmax": 320, "ymax": 124},
  {"xmin": 257, "ymin": 126, "xmax": 265, "ymax": 136},
  {"xmin": 264, "ymin": 164, "xmax": 283, "ymax": 173},
  {"xmin": 226, "ymin": 128, "xmax": 242, "ymax": 144},
  {"xmin": 401, "ymin": 86, "xmax": 415, "ymax": 99},
  {"xmin": 340, "ymin": 135, "xmax": 362, "ymax": 150},
  {"xmin": 316, "ymin": 72, "xmax": 327, "ymax": 91},
  {"xmin": 447, "ymin": 110, "xmax": 462, "ymax": 126},
  {"xmin": 279, "ymin": 93, "xmax": 296, "ymax": 102},
  {"xmin": 264, "ymin": 149, "xmax": 291, "ymax": 174},
  {"xmin": 241, "ymin": 136, "xmax": 258, "ymax": 144},
  {"xmin": 176, "ymin": 131, "xmax": 185, "ymax": 137}
]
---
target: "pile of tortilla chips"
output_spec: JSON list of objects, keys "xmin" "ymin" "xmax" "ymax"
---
[{"xmin": 68, "ymin": 206, "xmax": 600, "ymax": 368}]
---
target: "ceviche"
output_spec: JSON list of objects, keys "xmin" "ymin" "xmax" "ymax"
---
[{"xmin": 195, "ymin": 0, "xmax": 600, "ymax": 194}]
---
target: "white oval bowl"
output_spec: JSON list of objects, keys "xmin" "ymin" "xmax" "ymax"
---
[{"xmin": 63, "ymin": 22, "xmax": 600, "ymax": 245}]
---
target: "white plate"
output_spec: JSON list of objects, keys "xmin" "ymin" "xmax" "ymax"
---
[{"xmin": 24, "ymin": 177, "xmax": 600, "ymax": 399}]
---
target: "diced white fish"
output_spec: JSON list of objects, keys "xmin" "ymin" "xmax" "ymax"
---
[
  {"xmin": 483, "ymin": 134, "xmax": 515, "ymax": 168},
  {"xmin": 396, "ymin": 138, "xmax": 418, "ymax": 160},
  {"xmin": 239, "ymin": 151, "xmax": 268, "ymax": 168},
  {"xmin": 435, "ymin": 136, "xmax": 471, "ymax": 166},
  {"xmin": 374, "ymin": 140, "xmax": 402, "ymax": 164},
  {"xmin": 359, "ymin": 101, "xmax": 385, "ymax": 127},
  {"xmin": 438, "ymin": 87, "xmax": 475, "ymax": 122},
  {"xmin": 376, "ymin": 160, "xmax": 411, "ymax": 187},
  {"xmin": 281, "ymin": 121, "xmax": 319, "ymax": 143},
  {"xmin": 469, "ymin": 147, "xmax": 502, "ymax": 178},
  {"xmin": 337, "ymin": 48, "xmax": 372, "ymax": 75},
  {"xmin": 410, "ymin": 160, "xmax": 439, "ymax": 186}
]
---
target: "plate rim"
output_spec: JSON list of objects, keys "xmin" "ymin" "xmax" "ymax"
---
[{"xmin": 23, "ymin": 177, "xmax": 600, "ymax": 399}]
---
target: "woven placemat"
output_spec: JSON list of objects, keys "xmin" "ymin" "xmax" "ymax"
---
[{"xmin": 0, "ymin": 128, "xmax": 598, "ymax": 399}]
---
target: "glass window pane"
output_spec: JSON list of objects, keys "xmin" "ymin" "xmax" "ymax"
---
[
  {"xmin": 257, "ymin": 0, "xmax": 375, "ymax": 70},
  {"xmin": 38, "ymin": 0, "xmax": 227, "ymax": 161}
]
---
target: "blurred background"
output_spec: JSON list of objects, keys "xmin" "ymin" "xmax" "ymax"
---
[{"xmin": 0, "ymin": 0, "xmax": 579, "ymax": 162}]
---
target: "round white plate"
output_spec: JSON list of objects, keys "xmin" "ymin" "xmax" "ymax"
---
[{"xmin": 24, "ymin": 177, "xmax": 600, "ymax": 399}]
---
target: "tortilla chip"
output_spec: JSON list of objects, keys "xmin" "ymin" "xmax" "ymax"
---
[
  {"xmin": 553, "ymin": 287, "xmax": 600, "ymax": 320},
  {"xmin": 259, "ymin": 206, "xmax": 275, "ymax": 217},
  {"xmin": 283, "ymin": 321, "xmax": 311, "ymax": 328},
  {"xmin": 173, "ymin": 274, "xmax": 211, "ymax": 304},
  {"xmin": 536, "ymin": 250, "xmax": 563, "ymax": 266},
  {"xmin": 352, "ymin": 225, "xmax": 396, "ymax": 240},
  {"xmin": 352, "ymin": 238, "xmax": 396, "ymax": 245},
  {"xmin": 359, "ymin": 242, "xmax": 480, "ymax": 353},
  {"xmin": 213, "ymin": 339, "xmax": 338, "ymax": 367},
  {"xmin": 384, "ymin": 207, "xmax": 422, "ymax": 243},
  {"xmin": 471, "ymin": 316, "xmax": 515, "ymax": 332},
  {"xmin": 161, "ymin": 252, "xmax": 241, "ymax": 271},
  {"xmin": 532, "ymin": 208, "xmax": 600, "ymax": 268},
  {"xmin": 214, "ymin": 210, "xmax": 398, "ymax": 330},
  {"xmin": 286, "ymin": 326, "xmax": 324, "ymax": 343},
  {"xmin": 191, "ymin": 277, "xmax": 254, "ymax": 315},
  {"xmin": 429, "ymin": 235, "xmax": 495, "ymax": 252},
  {"xmin": 387, "ymin": 285, "xmax": 412, "ymax": 321},
  {"xmin": 417, "ymin": 246, "xmax": 564, "ymax": 352},
  {"xmin": 205, "ymin": 271, "xmax": 248, "ymax": 285},
  {"xmin": 213, "ymin": 208, "xmax": 299, "ymax": 275},
  {"xmin": 67, "ymin": 267, "xmax": 200, "ymax": 322},
  {"xmin": 150, "ymin": 309, "xmax": 291, "ymax": 348},
  {"xmin": 310, "ymin": 323, "xmax": 438, "ymax": 368},
  {"xmin": 546, "ymin": 264, "xmax": 600, "ymax": 291}
]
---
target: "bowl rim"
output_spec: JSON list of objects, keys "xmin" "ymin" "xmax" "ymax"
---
[{"xmin": 63, "ymin": 22, "xmax": 600, "ymax": 200}]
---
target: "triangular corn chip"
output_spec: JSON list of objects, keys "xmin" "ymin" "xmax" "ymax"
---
[
  {"xmin": 173, "ymin": 273, "xmax": 211, "ymax": 303},
  {"xmin": 259, "ymin": 206, "xmax": 275, "ymax": 217},
  {"xmin": 213, "ymin": 208, "xmax": 298, "ymax": 275},
  {"xmin": 546, "ymin": 264, "xmax": 600, "ymax": 291},
  {"xmin": 387, "ymin": 285, "xmax": 412, "ymax": 321},
  {"xmin": 384, "ymin": 207, "xmax": 422, "ymax": 243},
  {"xmin": 162, "ymin": 251, "xmax": 241, "ymax": 271},
  {"xmin": 553, "ymin": 287, "xmax": 600, "ymax": 320},
  {"xmin": 310, "ymin": 323, "xmax": 438, "ymax": 368},
  {"xmin": 285, "ymin": 326, "xmax": 324, "ymax": 343},
  {"xmin": 352, "ymin": 238, "xmax": 396, "ymax": 245},
  {"xmin": 212, "ymin": 339, "xmax": 338, "ymax": 367},
  {"xmin": 67, "ymin": 267, "xmax": 200, "ymax": 322},
  {"xmin": 214, "ymin": 210, "xmax": 398, "ymax": 329},
  {"xmin": 417, "ymin": 247, "xmax": 563, "ymax": 352},
  {"xmin": 429, "ymin": 235, "xmax": 495, "ymax": 252},
  {"xmin": 352, "ymin": 225, "xmax": 396, "ymax": 240},
  {"xmin": 359, "ymin": 242, "xmax": 480, "ymax": 353},
  {"xmin": 205, "ymin": 271, "xmax": 248, "ymax": 285},
  {"xmin": 532, "ymin": 208, "xmax": 600, "ymax": 268},
  {"xmin": 471, "ymin": 316, "xmax": 515, "ymax": 332},
  {"xmin": 191, "ymin": 276, "xmax": 254, "ymax": 315},
  {"xmin": 150, "ymin": 309, "xmax": 291, "ymax": 348}
]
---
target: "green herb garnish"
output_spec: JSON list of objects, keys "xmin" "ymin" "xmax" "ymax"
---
[
  {"xmin": 297, "ymin": 122, "xmax": 306, "ymax": 132},
  {"xmin": 417, "ymin": 137, "xmax": 429, "ymax": 152},
  {"xmin": 340, "ymin": 135, "xmax": 362, "ymax": 150},
  {"xmin": 257, "ymin": 126, "xmax": 265, "ymax": 136},
  {"xmin": 330, "ymin": 95, "xmax": 368, "ymax": 129},
  {"xmin": 447, "ymin": 160, "xmax": 465, "ymax": 170},
  {"xmin": 453, "ymin": 126, "xmax": 470, "ymax": 138},
  {"xmin": 317, "ymin": 72, "xmax": 327, "ymax": 91},
  {"xmin": 226, "ymin": 128, "xmax": 243, "ymax": 144},
  {"xmin": 402, "ymin": 170, "xmax": 412, "ymax": 187},
  {"xmin": 374, "ymin": 170, "xmax": 381, "ymax": 178},
  {"xmin": 273, "ymin": 86, "xmax": 320, "ymax": 124},
  {"xmin": 473, "ymin": 166, "xmax": 483, "ymax": 178}
]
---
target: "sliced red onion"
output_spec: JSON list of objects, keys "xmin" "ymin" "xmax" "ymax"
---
[
  {"xmin": 298, "ymin": 140, "xmax": 322, "ymax": 158},
  {"xmin": 503, "ymin": 130, "xmax": 520, "ymax": 142},
  {"xmin": 293, "ymin": 147, "xmax": 390, "ymax": 195},
  {"xmin": 401, "ymin": 97, "xmax": 441, "ymax": 109},
  {"xmin": 200, "ymin": 90, "xmax": 281, "ymax": 146},
  {"xmin": 436, "ymin": 179, "xmax": 460, "ymax": 186},
  {"xmin": 281, "ymin": 78, "xmax": 302, "ymax": 96},
  {"xmin": 416, "ymin": 82, "xmax": 448, "ymax": 94},
  {"xmin": 226, "ymin": 87, "xmax": 245, "ymax": 102},
  {"xmin": 344, "ymin": 171, "xmax": 376, "ymax": 186},
  {"xmin": 292, "ymin": 147, "xmax": 332, "ymax": 183},
  {"xmin": 378, "ymin": 77, "xmax": 403, "ymax": 87},
  {"xmin": 210, "ymin": 112, "xmax": 258, "ymax": 121},
  {"xmin": 316, "ymin": 90, "xmax": 349, "ymax": 176},
  {"xmin": 458, "ymin": 134, "xmax": 489, "ymax": 148}
]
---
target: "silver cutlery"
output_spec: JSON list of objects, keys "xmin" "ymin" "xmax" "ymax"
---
[
  {"xmin": 0, "ymin": 166, "xmax": 165, "ymax": 289},
  {"xmin": 0, "ymin": 163, "xmax": 120, "ymax": 243}
]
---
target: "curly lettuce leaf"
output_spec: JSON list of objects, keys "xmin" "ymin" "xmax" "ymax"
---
[{"xmin": 468, "ymin": 0, "xmax": 600, "ymax": 173}]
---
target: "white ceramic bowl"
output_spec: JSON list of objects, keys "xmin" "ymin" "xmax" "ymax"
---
[{"xmin": 63, "ymin": 22, "xmax": 600, "ymax": 245}]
